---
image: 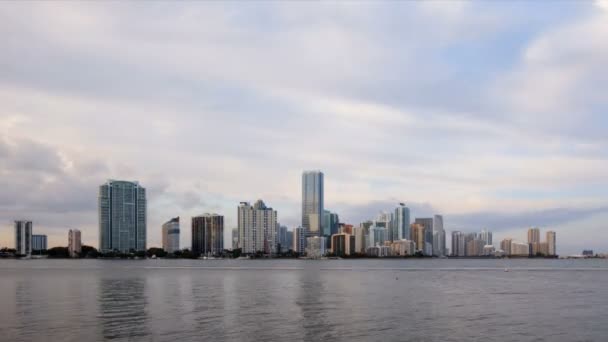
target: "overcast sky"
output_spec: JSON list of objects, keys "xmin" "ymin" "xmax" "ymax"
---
[{"xmin": 1, "ymin": 2, "xmax": 608, "ymax": 255}]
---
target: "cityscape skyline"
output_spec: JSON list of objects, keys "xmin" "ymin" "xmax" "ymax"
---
[{"xmin": 2, "ymin": 2, "xmax": 608, "ymax": 255}]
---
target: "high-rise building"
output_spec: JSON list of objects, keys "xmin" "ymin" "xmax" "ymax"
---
[
  {"xmin": 192, "ymin": 214, "xmax": 224, "ymax": 257},
  {"xmin": 500, "ymin": 238, "xmax": 512, "ymax": 256},
  {"xmin": 433, "ymin": 215, "xmax": 446, "ymax": 256},
  {"xmin": 528, "ymin": 228, "xmax": 541, "ymax": 244},
  {"xmin": 162, "ymin": 217, "xmax": 180, "ymax": 254},
  {"xmin": 293, "ymin": 227, "xmax": 305, "ymax": 254},
  {"xmin": 98, "ymin": 180, "xmax": 147, "ymax": 253},
  {"xmin": 466, "ymin": 239, "xmax": 485, "ymax": 256},
  {"xmin": 390, "ymin": 239, "xmax": 416, "ymax": 256},
  {"xmin": 323, "ymin": 210, "xmax": 340, "ymax": 237},
  {"xmin": 480, "ymin": 229, "xmax": 493, "ymax": 246},
  {"xmin": 32, "ymin": 234, "xmax": 47, "ymax": 252},
  {"xmin": 394, "ymin": 204, "xmax": 411, "ymax": 241},
  {"xmin": 368, "ymin": 224, "xmax": 387, "ymax": 248},
  {"xmin": 302, "ymin": 171, "xmax": 324, "ymax": 238},
  {"xmin": 511, "ymin": 241, "xmax": 530, "ymax": 256},
  {"xmin": 353, "ymin": 227, "xmax": 366, "ymax": 254},
  {"xmin": 238, "ymin": 200, "xmax": 277, "ymax": 255},
  {"xmin": 277, "ymin": 225, "xmax": 289, "ymax": 251},
  {"xmin": 15, "ymin": 221, "xmax": 32, "ymax": 257},
  {"xmin": 546, "ymin": 231, "xmax": 557, "ymax": 256},
  {"xmin": 451, "ymin": 231, "xmax": 466, "ymax": 257},
  {"xmin": 68, "ymin": 229, "xmax": 82, "ymax": 258},
  {"xmin": 331, "ymin": 233, "xmax": 355, "ymax": 256},
  {"xmin": 415, "ymin": 218, "xmax": 434, "ymax": 255},
  {"xmin": 411, "ymin": 223, "xmax": 425, "ymax": 253},
  {"xmin": 232, "ymin": 228, "xmax": 239, "ymax": 250}
]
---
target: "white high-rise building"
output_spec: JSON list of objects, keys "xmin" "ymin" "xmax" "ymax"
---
[
  {"xmin": 302, "ymin": 171, "xmax": 324, "ymax": 239},
  {"xmin": 238, "ymin": 200, "xmax": 277, "ymax": 255},
  {"xmin": 480, "ymin": 229, "xmax": 493, "ymax": 246},
  {"xmin": 98, "ymin": 180, "xmax": 147, "ymax": 253},
  {"xmin": 162, "ymin": 217, "xmax": 180, "ymax": 254},
  {"xmin": 15, "ymin": 221, "xmax": 32, "ymax": 257},
  {"xmin": 68, "ymin": 229, "xmax": 82, "ymax": 258},
  {"xmin": 546, "ymin": 231, "xmax": 557, "ymax": 256},
  {"xmin": 451, "ymin": 231, "xmax": 466, "ymax": 257}
]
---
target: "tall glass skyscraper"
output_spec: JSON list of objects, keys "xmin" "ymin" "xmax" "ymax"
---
[
  {"xmin": 302, "ymin": 170, "xmax": 324, "ymax": 238},
  {"xmin": 98, "ymin": 180, "xmax": 147, "ymax": 253},
  {"xmin": 15, "ymin": 220, "xmax": 32, "ymax": 257},
  {"xmin": 394, "ymin": 204, "xmax": 410, "ymax": 240}
]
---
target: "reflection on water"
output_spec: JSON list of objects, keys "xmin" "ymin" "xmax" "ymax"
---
[
  {"xmin": 98, "ymin": 277, "xmax": 148, "ymax": 340},
  {"xmin": 1, "ymin": 259, "xmax": 608, "ymax": 342}
]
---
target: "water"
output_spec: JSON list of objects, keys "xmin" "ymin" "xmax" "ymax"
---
[{"xmin": 1, "ymin": 259, "xmax": 607, "ymax": 342}]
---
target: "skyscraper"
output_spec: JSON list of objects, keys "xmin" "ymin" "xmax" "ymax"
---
[
  {"xmin": 323, "ymin": 210, "xmax": 340, "ymax": 237},
  {"xmin": 68, "ymin": 229, "xmax": 82, "ymax": 258},
  {"xmin": 451, "ymin": 231, "xmax": 465, "ymax": 257},
  {"xmin": 302, "ymin": 170, "xmax": 324, "ymax": 238},
  {"xmin": 15, "ymin": 220, "xmax": 32, "ymax": 257},
  {"xmin": 32, "ymin": 235, "xmax": 47, "ymax": 252},
  {"xmin": 546, "ymin": 231, "xmax": 557, "ymax": 256},
  {"xmin": 480, "ymin": 229, "xmax": 493, "ymax": 245},
  {"xmin": 238, "ymin": 200, "xmax": 277, "ymax": 255},
  {"xmin": 394, "ymin": 204, "xmax": 411, "ymax": 241},
  {"xmin": 192, "ymin": 214, "xmax": 224, "ymax": 257},
  {"xmin": 500, "ymin": 238, "xmax": 512, "ymax": 256},
  {"xmin": 162, "ymin": 217, "xmax": 180, "ymax": 254},
  {"xmin": 293, "ymin": 227, "xmax": 305, "ymax": 254},
  {"xmin": 232, "ymin": 228, "xmax": 239, "ymax": 250},
  {"xmin": 433, "ymin": 215, "xmax": 446, "ymax": 256},
  {"xmin": 415, "ymin": 218, "xmax": 434, "ymax": 255},
  {"xmin": 98, "ymin": 180, "xmax": 147, "ymax": 253},
  {"xmin": 528, "ymin": 227, "xmax": 541, "ymax": 244},
  {"xmin": 278, "ymin": 225, "xmax": 290, "ymax": 251},
  {"xmin": 411, "ymin": 223, "xmax": 425, "ymax": 253}
]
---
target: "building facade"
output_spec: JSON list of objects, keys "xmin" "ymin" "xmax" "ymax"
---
[
  {"xmin": 433, "ymin": 215, "xmax": 446, "ymax": 256},
  {"xmin": 451, "ymin": 231, "xmax": 465, "ymax": 257},
  {"xmin": 415, "ymin": 218, "xmax": 434, "ymax": 255},
  {"xmin": 293, "ymin": 227, "xmax": 305, "ymax": 254},
  {"xmin": 162, "ymin": 217, "xmax": 180, "ymax": 254},
  {"xmin": 98, "ymin": 180, "xmax": 147, "ymax": 253},
  {"xmin": 68, "ymin": 229, "xmax": 82, "ymax": 258},
  {"xmin": 32, "ymin": 234, "xmax": 47, "ymax": 252},
  {"xmin": 331, "ymin": 233, "xmax": 355, "ymax": 256},
  {"xmin": 411, "ymin": 223, "xmax": 425, "ymax": 253},
  {"xmin": 528, "ymin": 228, "xmax": 541, "ymax": 244},
  {"xmin": 302, "ymin": 171, "xmax": 324, "ymax": 239},
  {"xmin": 15, "ymin": 220, "xmax": 32, "ymax": 257},
  {"xmin": 480, "ymin": 229, "xmax": 493, "ymax": 245},
  {"xmin": 238, "ymin": 200, "xmax": 277, "ymax": 254},
  {"xmin": 192, "ymin": 214, "xmax": 224, "ymax": 257},
  {"xmin": 306, "ymin": 236, "xmax": 327, "ymax": 258},
  {"xmin": 546, "ymin": 231, "xmax": 556, "ymax": 256},
  {"xmin": 394, "ymin": 204, "xmax": 411, "ymax": 241}
]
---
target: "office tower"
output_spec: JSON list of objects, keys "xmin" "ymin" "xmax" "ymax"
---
[
  {"xmin": 466, "ymin": 239, "xmax": 485, "ymax": 256},
  {"xmin": 232, "ymin": 228, "xmax": 239, "ymax": 250},
  {"xmin": 162, "ymin": 217, "xmax": 180, "ymax": 254},
  {"xmin": 511, "ymin": 242, "xmax": 530, "ymax": 256},
  {"xmin": 353, "ymin": 227, "xmax": 366, "ymax": 254},
  {"xmin": 415, "ymin": 218, "xmax": 434, "ymax": 255},
  {"xmin": 411, "ymin": 223, "xmax": 425, "ymax": 253},
  {"xmin": 302, "ymin": 170, "xmax": 324, "ymax": 238},
  {"xmin": 451, "ymin": 231, "xmax": 465, "ymax": 257},
  {"xmin": 528, "ymin": 228, "xmax": 541, "ymax": 244},
  {"xmin": 546, "ymin": 231, "xmax": 556, "ymax": 256},
  {"xmin": 480, "ymin": 229, "xmax": 493, "ymax": 245},
  {"xmin": 374, "ymin": 212, "xmax": 394, "ymax": 242},
  {"xmin": 500, "ymin": 238, "xmax": 512, "ymax": 256},
  {"xmin": 32, "ymin": 235, "xmax": 47, "ymax": 252},
  {"xmin": 192, "ymin": 214, "xmax": 224, "ymax": 257},
  {"xmin": 68, "ymin": 229, "xmax": 82, "ymax": 258},
  {"xmin": 306, "ymin": 236, "xmax": 327, "ymax": 258},
  {"xmin": 368, "ymin": 224, "xmax": 387, "ymax": 248},
  {"xmin": 98, "ymin": 180, "xmax": 147, "ymax": 253},
  {"xmin": 14, "ymin": 220, "xmax": 32, "ymax": 257},
  {"xmin": 433, "ymin": 215, "xmax": 446, "ymax": 256},
  {"xmin": 286, "ymin": 230, "xmax": 294, "ymax": 251},
  {"xmin": 277, "ymin": 225, "xmax": 289, "ymax": 251},
  {"xmin": 293, "ymin": 227, "xmax": 305, "ymax": 254},
  {"xmin": 331, "ymin": 233, "xmax": 354, "ymax": 256},
  {"xmin": 394, "ymin": 204, "xmax": 411, "ymax": 241},
  {"xmin": 238, "ymin": 200, "xmax": 277, "ymax": 255},
  {"xmin": 323, "ymin": 210, "xmax": 340, "ymax": 237}
]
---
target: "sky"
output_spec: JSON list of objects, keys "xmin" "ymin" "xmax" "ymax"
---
[{"xmin": 1, "ymin": 1, "xmax": 608, "ymax": 255}]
